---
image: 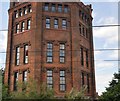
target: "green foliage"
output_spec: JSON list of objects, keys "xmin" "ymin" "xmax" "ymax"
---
[
  {"xmin": 2, "ymin": 85, "xmax": 12, "ymax": 100},
  {"xmin": 10, "ymin": 79, "xmax": 54, "ymax": 99},
  {"xmin": 65, "ymin": 85, "xmax": 87, "ymax": 100},
  {"xmin": 100, "ymin": 73, "xmax": 120, "ymax": 101}
]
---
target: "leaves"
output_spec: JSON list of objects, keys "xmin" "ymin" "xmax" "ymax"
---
[{"xmin": 100, "ymin": 72, "xmax": 120, "ymax": 101}]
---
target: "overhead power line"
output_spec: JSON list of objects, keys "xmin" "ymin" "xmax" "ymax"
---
[
  {"xmin": 0, "ymin": 24, "xmax": 119, "ymax": 32},
  {"xmin": 0, "ymin": 48, "xmax": 119, "ymax": 53},
  {"xmin": 0, "ymin": 60, "xmax": 119, "ymax": 64}
]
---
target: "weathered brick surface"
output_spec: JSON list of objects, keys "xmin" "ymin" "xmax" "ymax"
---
[{"xmin": 4, "ymin": 2, "xmax": 96, "ymax": 98}]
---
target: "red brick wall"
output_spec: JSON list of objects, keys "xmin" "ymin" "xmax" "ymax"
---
[{"xmin": 4, "ymin": 2, "xmax": 96, "ymax": 98}]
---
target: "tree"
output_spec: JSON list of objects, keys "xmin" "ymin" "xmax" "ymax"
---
[
  {"xmin": 65, "ymin": 85, "xmax": 87, "ymax": 100},
  {"xmin": 100, "ymin": 73, "xmax": 120, "ymax": 101},
  {"xmin": 10, "ymin": 79, "xmax": 54, "ymax": 99},
  {"xmin": 0, "ymin": 68, "xmax": 12, "ymax": 100}
]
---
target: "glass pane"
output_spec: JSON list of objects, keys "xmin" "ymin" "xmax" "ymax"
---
[
  {"xmin": 47, "ymin": 85, "xmax": 52, "ymax": 89},
  {"xmin": 60, "ymin": 44, "xmax": 65, "ymax": 49},
  {"xmin": 60, "ymin": 85, "xmax": 65, "ymax": 91},
  {"xmin": 64, "ymin": 6, "xmax": 68, "ymax": 13},
  {"xmin": 44, "ymin": 3, "xmax": 49, "ymax": 11},
  {"xmin": 58, "ymin": 4, "xmax": 62, "ymax": 12},
  {"xmin": 60, "ymin": 70, "xmax": 65, "ymax": 76},
  {"xmin": 46, "ymin": 18, "xmax": 50, "ymax": 23},
  {"xmin": 47, "ymin": 43, "xmax": 52, "ymax": 49},
  {"xmin": 47, "ymin": 70, "xmax": 52, "ymax": 76},
  {"xmin": 60, "ymin": 57, "xmax": 65, "ymax": 63},
  {"xmin": 47, "ymin": 51, "xmax": 52, "ymax": 56},
  {"xmin": 60, "ymin": 50, "xmax": 65, "ymax": 56},
  {"xmin": 51, "ymin": 4, "xmax": 56, "ymax": 12},
  {"xmin": 46, "ymin": 24, "xmax": 50, "ymax": 28}
]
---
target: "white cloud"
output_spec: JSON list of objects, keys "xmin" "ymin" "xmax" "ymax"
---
[
  {"xmin": 0, "ymin": 31, "xmax": 8, "ymax": 52},
  {"xmin": 94, "ymin": 51, "xmax": 102, "ymax": 56},
  {"xmin": 96, "ymin": 17, "xmax": 117, "ymax": 25},
  {"xmin": 109, "ymin": 50, "xmax": 118, "ymax": 59},
  {"xmin": 93, "ymin": 17, "xmax": 118, "ymax": 48},
  {"xmin": 96, "ymin": 73, "xmax": 114, "ymax": 95},
  {"xmin": 95, "ymin": 61, "xmax": 114, "ymax": 72}
]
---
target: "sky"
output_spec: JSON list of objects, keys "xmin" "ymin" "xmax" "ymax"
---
[{"xmin": 0, "ymin": 0, "xmax": 119, "ymax": 95}]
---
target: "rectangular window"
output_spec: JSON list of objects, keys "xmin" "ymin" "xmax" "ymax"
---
[
  {"xmin": 24, "ymin": 45, "xmax": 29, "ymax": 64},
  {"xmin": 21, "ymin": 22, "xmax": 25, "ymax": 32},
  {"xmin": 81, "ymin": 72, "xmax": 84, "ymax": 87},
  {"xmin": 83, "ymin": 27, "xmax": 85, "ymax": 36},
  {"xmin": 23, "ymin": 71, "xmax": 27, "ymax": 82},
  {"xmin": 46, "ymin": 18, "xmax": 50, "ymax": 28},
  {"xmin": 27, "ymin": 19, "xmax": 31, "ymax": 30},
  {"xmin": 58, "ymin": 4, "xmax": 62, "ymax": 12},
  {"xmin": 80, "ymin": 47, "xmax": 84, "ymax": 66},
  {"xmin": 44, "ymin": 3, "xmax": 49, "ymax": 11},
  {"xmin": 82, "ymin": 13, "xmax": 84, "ymax": 20},
  {"xmin": 60, "ymin": 70, "xmax": 66, "ymax": 91},
  {"xmin": 79, "ymin": 10, "xmax": 82, "ymax": 17},
  {"xmin": 87, "ymin": 74, "xmax": 90, "ymax": 93},
  {"xmin": 19, "ymin": 9, "xmax": 23, "ymax": 17},
  {"xmin": 28, "ymin": 5, "xmax": 32, "ymax": 13},
  {"xmin": 79, "ymin": 24, "xmax": 81, "ymax": 34},
  {"xmin": 47, "ymin": 70, "xmax": 53, "ymax": 89},
  {"xmin": 54, "ymin": 19, "xmax": 58, "ymax": 29},
  {"xmin": 64, "ymin": 5, "xmax": 68, "ymax": 13},
  {"xmin": 60, "ymin": 44, "xmax": 65, "ymax": 63},
  {"xmin": 15, "ymin": 11, "xmax": 18, "ymax": 18},
  {"xmin": 15, "ymin": 47, "xmax": 20, "ymax": 66},
  {"xmin": 16, "ymin": 23, "xmax": 19, "ymax": 33},
  {"xmin": 51, "ymin": 4, "xmax": 56, "ymax": 12},
  {"xmin": 23, "ymin": 7, "xmax": 27, "ymax": 15},
  {"xmin": 62, "ymin": 19, "xmax": 67, "ymax": 30},
  {"xmin": 14, "ymin": 72, "xmax": 18, "ymax": 91},
  {"xmin": 47, "ymin": 43, "xmax": 53, "ymax": 63},
  {"xmin": 86, "ymin": 28, "xmax": 88, "ymax": 38},
  {"xmin": 86, "ymin": 49, "xmax": 88, "ymax": 67}
]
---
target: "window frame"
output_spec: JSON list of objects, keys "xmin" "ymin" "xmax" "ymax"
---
[
  {"xmin": 15, "ymin": 46, "xmax": 20, "ymax": 66},
  {"xmin": 58, "ymin": 4, "xmax": 62, "ymax": 12},
  {"xmin": 19, "ymin": 9, "xmax": 23, "ymax": 17},
  {"xmin": 16, "ymin": 23, "xmax": 19, "ymax": 33},
  {"xmin": 86, "ymin": 49, "xmax": 89, "ymax": 68},
  {"xmin": 80, "ymin": 47, "xmax": 84, "ymax": 66},
  {"xmin": 44, "ymin": 3, "xmax": 49, "ymax": 11},
  {"xmin": 15, "ymin": 10, "xmax": 18, "ymax": 18},
  {"xmin": 46, "ymin": 18, "xmax": 50, "ymax": 29},
  {"xmin": 64, "ymin": 5, "xmax": 68, "ymax": 13},
  {"xmin": 46, "ymin": 43, "xmax": 53, "ymax": 63},
  {"xmin": 87, "ymin": 74, "xmax": 90, "ymax": 93},
  {"xmin": 51, "ymin": 4, "xmax": 56, "ymax": 12},
  {"xmin": 47, "ymin": 70, "xmax": 53, "ymax": 89},
  {"xmin": 62, "ymin": 19, "xmax": 67, "ymax": 30},
  {"xmin": 81, "ymin": 72, "xmax": 84, "ymax": 87},
  {"xmin": 27, "ymin": 19, "xmax": 31, "ymax": 30},
  {"xmin": 14, "ymin": 72, "xmax": 18, "ymax": 91},
  {"xmin": 21, "ymin": 21, "xmax": 25, "ymax": 32},
  {"xmin": 28, "ymin": 5, "xmax": 32, "ymax": 13},
  {"xmin": 59, "ymin": 70, "xmax": 66, "ymax": 91},
  {"xmin": 54, "ymin": 18, "xmax": 58, "ymax": 29},
  {"xmin": 24, "ymin": 44, "xmax": 29, "ymax": 64},
  {"xmin": 23, "ymin": 7, "xmax": 27, "ymax": 15},
  {"xmin": 59, "ymin": 43, "xmax": 65, "ymax": 63},
  {"xmin": 23, "ymin": 70, "xmax": 27, "ymax": 82}
]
